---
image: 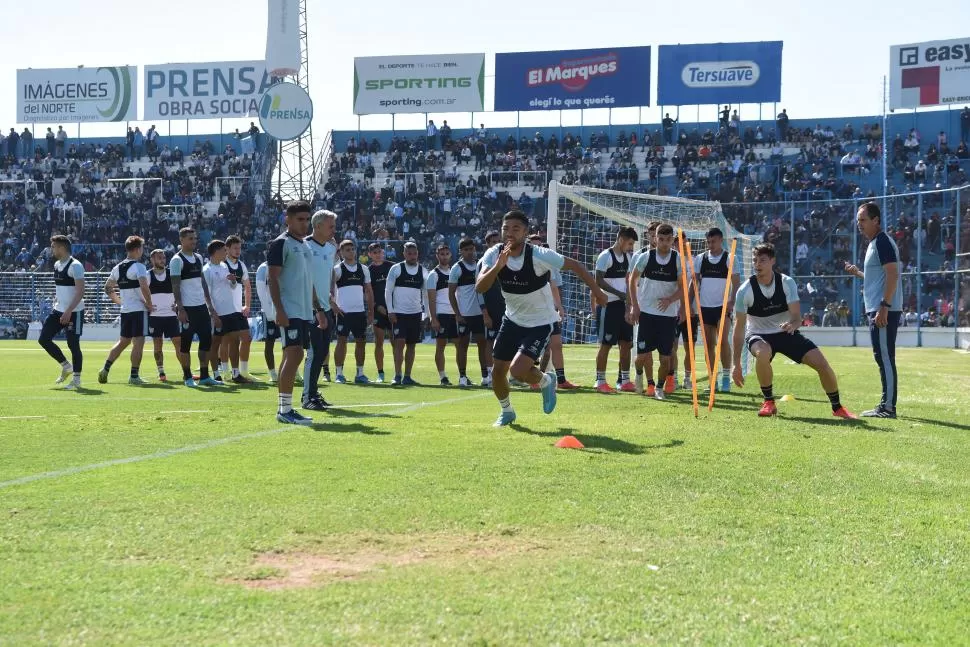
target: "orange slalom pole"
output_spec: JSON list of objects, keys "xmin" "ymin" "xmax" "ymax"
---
[
  {"xmin": 682, "ymin": 237, "xmax": 711, "ymax": 385},
  {"xmin": 708, "ymin": 238, "xmax": 738, "ymax": 411},
  {"xmin": 676, "ymin": 229, "xmax": 699, "ymax": 417}
]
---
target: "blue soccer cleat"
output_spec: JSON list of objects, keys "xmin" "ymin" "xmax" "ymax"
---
[
  {"xmin": 276, "ymin": 410, "xmax": 313, "ymax": 426},
  {"xmin": 198, "ymin": 377, "xmax": 224, "ymax": 387},
  {"xmin": 184, "ymin": 378, "xmax": 197, "ymax": 387},
  {"xmin": 719, "ymin": 375, "xmax": 731, "ymax": 392},
  {"xmin": 401, "ymin": 376, "xmax": 419, "ymax": 386},
  {"xmin": 540, "ymin": 371, "xmax": 558, "ymax": 415},
  {"xmin": 335, "ymin": 374, "xmax": 347, "ymax": 384},
  {"xmin": 493, "ymin": 410, "xmax": 517, "ymax": 427},
  {"xmin": 354, "ymin": 374, "xmax": 370, "ymax": 385}
]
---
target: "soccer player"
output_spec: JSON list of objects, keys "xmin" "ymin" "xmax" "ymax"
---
[
  {"xmin": 386, "ymin": 241, "xmax": 427, "ymax": 386},
  {"xmin": 221, "ymin": 235, "xmax": 255, "ymax": 381},
  {"xmin": 732, "ymin": 243, "xmax": 856, "ymax": 419},
  {"xmin": 690, "ymin": 227, "xmax": 740, "ymax": 392},
  {"xmin": 846, "ymin": 202, "xmax": 902, "ymax": 418},
  {"xmin": 268, "ymin": 201, "xmax": 320, "ymax": 425},
  {"xmin": 478, "ymin": 230, "xmax": 505, "ymax": 387},
  {"xmin": 254, "ymin": 255, "xmax": 279, "ymax": 382},
  {"xmin": 427, "ymin": 244, "xmax": 462, "ymax": 385},
  {"xmin": 448, "ymin": 238, "xmax": 491, "ymax": 387},
  {"xmin": 39, "ymin": 235, "xmax": 84, "ymax": 389},
  {"xmin": 675, "ymin": 298, "xmax": 701, "ymax": 390},
  {"xmin": 203, "ymin": 240, "xmax": 249, "ymax": 382},
  {"xmin": 627, "ymin": 224, "xmax": 682, "ymax": 401},
  {"xmin": 146, "ymin": 249, "xmax": 184, "ymax": 382},
  {"xmin": 332, "ymin": 239, "xmax": 374, "ymax": 384},
  {"xmin": 632, "ymin": 221, "xmax": 661, "ymax": 391},
  {"xmin": 302, "ymin": 210, "xmax": 338, "ymax": 410},
  {"xmin": 367, "ymin": 242, "xmax": 394, "ymax": 383},
  {"xmin": 593, "ymin": 227, "xmax": 638, "ymax": 393},
  {"xmin": 99, "ymin": 236, "xmax": 153, "ymax": 385},
  {"xmin": 170, "ymin": 227, "xmax": 220, "ymax": 387},
  {"xmin": 476, "ymin": 210, "xmax": 606, "ymax": 426},
  {"xmin": 531, "ymin": 236, "xmax": 577, "ymax": 390}
]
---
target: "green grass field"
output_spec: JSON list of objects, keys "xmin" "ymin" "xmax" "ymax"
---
[{"xmin": 1, "ymin": 340, "xmax": 968, "ymax": 645}]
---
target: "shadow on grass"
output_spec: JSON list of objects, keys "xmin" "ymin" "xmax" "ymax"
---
[
  {"xmin": 898, "ymin": 415, "xmax": 970, "ymax": 432},
  {"xmin": 135, "ymin": 383, "xmax": 176, "ymax": 390},
  {"xmin": 509, "ymin": 424, "xmax": 683, "ymax": 455},
  {"xmin": 780, "ymin": 415, "xmax": 872, "ymax": 430},
  {"xmin": 73, "ymin": 388, "xmax": 106, "ymax": 396},
  {"xmin": 309, "ymin": 421, "xmax": 390, "ymax": 435}
]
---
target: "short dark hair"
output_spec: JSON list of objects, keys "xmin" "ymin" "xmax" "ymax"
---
[
  {"xmin": 285, "ymin": 200, "xmax": 312, "ymax": 216},
  {"xmin": 503, "ymin": 210, "xmax": 529, "ymax": 227},
  {"xmin": 367, "ymin": 242, "xmax": 384, "ymax": 252},
  {"xmin": 207, "ymin": 239, "xmax": 226, "ymax": 256},
  {"xmin": 859, "ymin": 201, "xmax": 881, "ymax": 224},
  {"xmin": 225, "ymin": 234, "xmax": 242, "ymax": 247},
  {"xmin": 753, "ymin": 242, "xmax": 776, "ymax": 258},
  {"xmin": 179, "ymin": 227, "xmax": 195, "ymax": 239},
  {"xmin": 657, "ymin": 224, "xmax": 674, "ymax": 237},
  {"xmin": 124, "ymin": 235, "xmax": 144, "ymax": 252},
  {"xmin": 436, "ymin": 244, "xmax": 451, "ymax": 253},
  {"xmin": 485, "ymin": 230, "xmax": 500, "ymax": 241},
  {"xmin": 647, "ymin": 220, "xmax": 662, "ymax": 232},
  {"xmin": 50, "ymin": 235, "xmax": 71, "ymax": 252},
  {"xmin": 340, "ymin": 239, "xmax": 356, "ymax": 250},
  {"xmin": 706, "ymin": 227, "xmax": 724, "ymax": 238},
  {"xmin": 618, "ymin": 226, "xmax": 639, "ymax": 241},
  {"xmin": 459, "ymin": 238, "xmax": 475, "ymax": 249}
]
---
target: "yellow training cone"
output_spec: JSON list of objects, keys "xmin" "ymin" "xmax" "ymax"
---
[{"xmin": 779, "ymin": 394, "xmax": 796, "ymax": 402}]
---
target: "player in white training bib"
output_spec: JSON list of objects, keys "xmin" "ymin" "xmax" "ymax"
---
[
  {"xmin": 332, "ymin": 239, "xmax": 375, "ymax": 384},
  {"xmin": 99, "ymin": 236, "xmax": 153, "ymax": 385}
]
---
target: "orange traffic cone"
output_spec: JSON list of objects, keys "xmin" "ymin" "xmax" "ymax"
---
[{"xmin": 555, "ymin": 435, "xmax": 585, "ymax": 449}]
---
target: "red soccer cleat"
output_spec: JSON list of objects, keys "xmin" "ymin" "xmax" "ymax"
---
[
  {"xmin": 530, "ymin": 383, "xmax": 540, "ymax": 391},
  {"xmin": 619, "ymin": 381, "xmax": 637, "ymax": 393},
  {"xmin": 558, "ymin": 380, "xmax": 580, "ymax": 390},
  {"xmin": 645, "ymin": 384, "xmax": 656, "ymax": 397},
  {"xmin": 595, "ymin": 382, "xmax": 616, "ymax": 394},
  {"xmin": 663, "ymin": 375, "xmax": 676, "ymax": 394},
  {"xmin": 758, "ymin": 400, "xmax": 778, "ymax": 417},
  {"xmin": 832, "ymin": 406, "xmax": 858, "ymax": 420},
  {"xmin": 158, "ymin": 374, "xmax": 167, "ymax": 382}
]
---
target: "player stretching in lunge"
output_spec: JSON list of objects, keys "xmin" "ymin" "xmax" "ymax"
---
[
  {"xmin": 732, "ymin": 243, "xmax": 856, "ymax": 419},
  {"xmin": 593, "ymin": 227, "xmax": 638, "ymax": 393},
  {"xmin": 99, "ymin": 236, "xmax": 153, "ymax": 385},
  {"xmin": 476, "ymin": 210, "xmax": 606, "ymax": 426},
  {"xmin": 367, "ymin": 243, "xmax": 394, "ymax": 383},
  {"xmin": 39, "ymin": 235, "xmax": 85, "ymax": 390},
  {"xmin": 448, "ymin": 238, "xmax": 491, "ymax": 386},
  {"xmin": 332, "ymin": 239, "xmax": 374, "ymax": 384}
]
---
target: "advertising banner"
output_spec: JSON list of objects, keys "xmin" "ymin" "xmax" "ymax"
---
[
  {"xmin": 494, "ymin": 47, "xmax": 651, "ymax": 111},
  {"xmin": 17, "ymin": 66, "xmax": 137, "ymax": 123},
  {"xmin": 258, "ymin": 82, "xmax": 312, "ymax": 140},
  {"xmin": 352, "ymin": 53, "xmax": 485, "ymax": 115},
  {"xmin": 657, "ymin": 41, "xmax": 783, "ymax": 105},
  {"xmin": 266, "ymin": 0, "xmax": 300, "ymax": 77},
  {"xmin": 890, "ymin": 37, "xmax": 970, "ymax": 109},
  {"xmin": 143, "ymin": 61, "xmax": 278, "ymax": 119}
]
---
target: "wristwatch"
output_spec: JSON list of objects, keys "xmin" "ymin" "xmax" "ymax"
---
[{"xmin": 879, "ymin": 300, "xmax": 891, "ymax": 308}]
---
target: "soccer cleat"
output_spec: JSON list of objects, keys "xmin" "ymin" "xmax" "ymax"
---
[
  {"xmin": 302, "ymin": 398, "xmax": 328, "ymax": 411},
  {"xmin": 63, "ymin": 380, "xmax": 81, "ymax": 391},
  {"xmin": 832, "ymin": 406, "xmax": 858, "ymax": 420},
  {"xmin": 184, "ymin": 378, "xmax": 197, "ymax": 387},
  {"xmin": 335, "ymin": 375, "xmax": 347, "ymax": 384},
  {"xmin": 440, "ymin": 377, "xmax": 452, "ymax": 386},
  {"xmin": 635, "ymin": 373, "xmax": 644, "ymax": 392},
  {"xmin": 493, "ymin": 410, "xmax": 517, "ymax": 427},
  {"xmin": 645, "ymin": 384, "xmax": 656, "ymax": 397},
  {"xmin": 158, "ymin": 374, "xmax": 168, "ymax": 383},
  {"xmin": 861, "ymin": 406, "xmax": 897, "ymax": 419},
  {"xmin": 595, "ymin": 382, "xmax": 616, "ymax": 394},
  {"xmin": 391, "ymin": 376, "xmax": 402, "ymax": 386},
  {"xmin": 322, "ymin": 369, "xmax": 331, "ymax": 383},
  {"xmin": 758, "ymin": 400, "xmax": 778, "ymax": 417},
  {"xmin": 654, "ymin": 389, "xmax": 665, "ymax": 401},
  {"xmin": 97, "ymin": 369, "xmax": 108, "ymax": 384},
  {"xmin": 212, "ymin": 374, "xmax": 225, "ymax": 384},
  {"xmin": 198, "ymin": 377, "xmax": 224, "ymax": 387},
  {"xmin": 480, "ymin": 376, "xmax": 492, "ymax": 387},
  {"xmin": 719, "ymin": 375, "xmax": 731, "ymax": 392},
  {"xmin": 55, "ymin": 366, "xmax": 73, "ymax": 384},
  {"xmin": 401, "ymin": 376, "xmax": 419, "ymax": 386},
  {"xmin": 540, "ymin": 372, "xmax": 558, "ymax": 414},
  {"xmin": 231, "ymin": 375, "xmax": 252, "ymax": 384},
  {"xmin": 663, "ymin": 375, "xmax": 676, "ymax": 394},
  {"xmin": 458, "ymin": 377, "xmax": 474, "ymax": 387},
  {"xmin": 242, "ymin": 374, "xmax": 261, "ymax": 382},
  {"xmin": 277, "ymin": 410, "xmax": 313, "ymax": 426},
  {"xmin": 619, "ymin": 381, "xmax": 637, "ymax": 393},
  {"xmin": 354, "ymin": 374, "xmax": 371, "ymax": 385},
  {"xmin": 509, "ymin": 377, "xmax": 525, "ymax": 387},
  {"xmin": 681, "ymin": 377, "xmax": 693, "ymax": 391},
  {"xmin": 128, "ymin": 376, "xmax": 147, "ymax": 385},
  {"xmin": 559, "ymin": 380, "xmax": 580, "ymax": 390},
  {"xmin": 375, "ymin": 375, "xmax": 385, "ymax": 384}
]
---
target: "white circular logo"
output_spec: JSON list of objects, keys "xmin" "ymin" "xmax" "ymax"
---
[{"xmin": 258, "ymin": 82, "xmax": 313, "ymax": 141}]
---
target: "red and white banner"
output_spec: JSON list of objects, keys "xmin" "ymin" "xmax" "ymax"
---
[{"xmin": 890, "ymin": 37, "xmax": 970, "ymax": 109}]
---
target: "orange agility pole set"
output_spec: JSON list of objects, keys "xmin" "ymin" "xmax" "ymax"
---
[
  {"xmin": 682, "ymin": 236, "xmax": 711, "ymax": 386},
  {"xmin": 708, "ymin": 238, "xmax": 738, "ymax": 411},
  {"xmin": 676, "ymin": 229, "xmax": 699, "ymax": 417}
]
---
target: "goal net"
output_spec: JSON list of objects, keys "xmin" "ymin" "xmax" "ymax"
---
[{"xmin": 547, "ymin": 181, "xmax": 760, "ymax": 373}]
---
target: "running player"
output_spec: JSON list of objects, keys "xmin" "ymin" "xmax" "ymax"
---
[
  {"xmin": 146, "ymin": 249, "xmax": 184, "ymax": 382},
  {"xmin": 627, "ymin": 224, "xmax": 682, "ymax": 400},
  {"xmin": 427, "ymin": 244, "xmax": 461, "ymax": 385},
  {"xmin": 204, "ymin": 239, "xmax": 249, "ymax": 383},
  {"xmin": 530, "ymin": 236, "xmax": 578, "ymax": 390},
  {"xmin": 39, "ymin": 235, "xmax": 84, "ymax": 389},
  {"xmin": 386, "ymin": 241, "xmax": 427, "ymax": 386},
  {"xmin": 332, "ymin": 239, "xmax": 374, "ymax": 384},
  {"xmin": 690, "ymin": 227, "xmax": 740, "ymax": 391},
  {"xmin": 268, "ymin": 201, "xmax": 319, "ymax": 425},
  {"xmin": 732, "ymin": 243, "xmax": 856, "ymax": 419},
  {"xmin": 302, "ymin": 210, "xmax": 338, "ymax": 410},
  {"xmin": 593, "ymin": 227, "xmax": 638, "ymax": 393},
  {"xmin": 99, "ymin": 236, "xmax": 153, "ymax": 385},
  {"xmin": 476, "ymin": 210, "xmax": 607, "ymax": 426},
  {"xmin": 367, "ymin": 242, "xmax": 394, "ymax": 383},
  {"xmin": 221, "ymin": 235, "xmax": 255, "ymax": 381},
  {"xmin": 448, "ymin": 238, "xmax": 491, "ymax": 387},
  {"xmin": 170, "ymin": 227, "xmax": 220, "ymax": 387},
  {"xmin": 478, "ymin": 230, "xmax": 504, "ymax": 387},
  {"xmin": 254, "ymin": 254, "xmax": 279, "ymax": 382}
]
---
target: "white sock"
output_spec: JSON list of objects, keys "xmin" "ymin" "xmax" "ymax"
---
[
  {"xmin": 684, "ymin": 371, "xmax": 692, "ymax": 383},
  {"xmin": 539, "ymin": 373, "xmax": 552, "ymax": 388},
  {"xmin": 269, "ymin": 369, "xmax": 279, "ymax": 380},
  {"xmin": 72, "ymin": 373, "xmax": 81, "ymax": 382},
  {"xmin": 278, "ymin": 393, "xmax": 293, "ymax": 414},
  {"xmin": 487, "ymin": 366, "xmax": 493, "ymax": 377},
  {"xmin": 60, "ymin": 361, "xmax": 71, "ymax": 370},
  {"xmin": 499, "ymin": 396, "xmax": 513, "ymax": 413},
  {"xmin": 232, "ymin": 368, "xmax": 240, "ymax": 378},
  {"xmin": 722, "ymin": 368, "xmax": 731, "ymax": 377},
  {"xmin": 620, "ymin": 371, "xmax": 630, "ymax": 383},
  {"xmin": 220, "ymin": 362, "xmax": 229, "ymax": 375},
  {"xmin": 157, "ymin": 363, "xmax": 165, "ymax": 376},
  {"xmin": 336, "ymin": 366, "xmax": 344, "ymax": 377},
  {"xmin": 240, "ymin": 361, "xmax": 249, "ymax": 374},
  {"xmin": 356, "ymin": 366, "xmax": 364, "ymax": 377},
  {"xmin": 439, "ymin": 370, "xmax": 447, "ymax": 379}
]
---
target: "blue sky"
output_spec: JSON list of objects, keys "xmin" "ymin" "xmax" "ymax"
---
[{"xmin": 0, "ymin": 0, "xmax": 964, "ymax": 139}]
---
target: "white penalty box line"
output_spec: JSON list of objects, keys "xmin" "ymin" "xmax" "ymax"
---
[{"xmin": 0, "ymin": 393, "xmax": 489, "ymax": 491}]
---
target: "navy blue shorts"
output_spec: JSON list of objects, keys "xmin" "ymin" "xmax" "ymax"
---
[
  {"xmin": 392, "ymin": 313, "xmax": 423, "ymax": 345},
  {"xmin": 492, "ymin": 316, "xmax": 554, "ymax": 363},
  {"xmin": 637, "ymin": 312, "xmax": 677, "ymax": 356},
  {"xmin": 148, "ymin": 316, "xmax": 181, "ymax": 339},
  {"xmin": 597, "ymin": 300, "xmax": 633, "ymax": 345},
  {"xmin": 120, "ymin": 311, "xmax": 148, "ymax": 338},
  {"xmin": 746, "ymin": 331, "xmax": 817, "ymax": 364},
  {"xmin": 336, "ymin": 311, "xmax": 368, "ymax": 339},
  {"xmin": 281, "ymin": 318, "xmax": 310, "ymax": 350}
]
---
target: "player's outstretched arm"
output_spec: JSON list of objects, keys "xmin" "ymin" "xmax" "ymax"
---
[{"xmin": 562, "ymin": 257, "xmax": 606, "ymax": 305}]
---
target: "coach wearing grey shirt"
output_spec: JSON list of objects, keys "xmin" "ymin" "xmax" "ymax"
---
[{"xmin": 846, "ymin": 202, "xmax": 902, "ymax": 418}]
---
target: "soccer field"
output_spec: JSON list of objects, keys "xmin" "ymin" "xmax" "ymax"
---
[{"xmin": 1, "ymin": 341, "xmax": 968, "ymax": 645}]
